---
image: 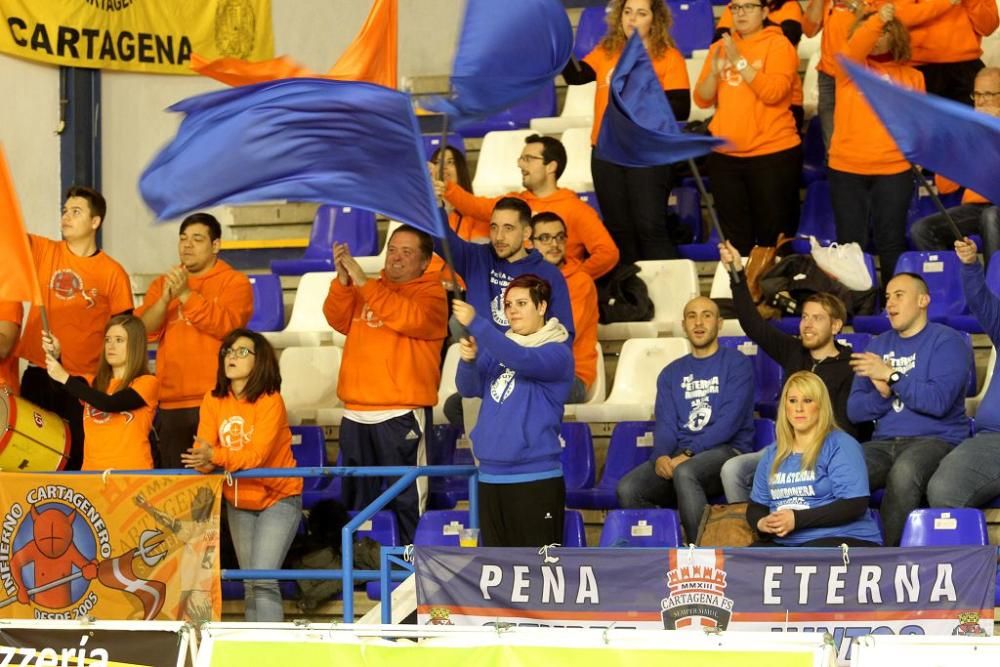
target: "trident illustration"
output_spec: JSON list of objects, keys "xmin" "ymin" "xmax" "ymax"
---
[{"xmin": 0, "ymin": 529, "xmax": 167, "ymax": 609}]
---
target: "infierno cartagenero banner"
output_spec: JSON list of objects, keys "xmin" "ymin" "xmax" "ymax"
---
[{"xmin": 0, "ymin": 0, "xmax": 273, "ymax": 74}]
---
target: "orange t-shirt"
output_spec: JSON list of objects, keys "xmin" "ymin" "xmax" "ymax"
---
[
  {"xmin": 81, "ymin": 374, "xmax": 158, "ymax": 471},
  {"xmin": 0, "ymin": 301, "xmax": 23, "ymax": 394},
  {"xmin": 694, "ymin": 27, "xmax": 802, "ymax": 158},
  {"xmin": 583, "ymin": 43, "xmax": 690, "ymax": 145},
  {"xmin": 17, "ymin": 236, "xmax": 133, "ymax": 376},
  {"xmin": 561, "ymin": 258, "xmax": 598, "ymax": 389},
  {"xmin": 198, "ymin": 390, "xmax": 302, "ymax": 510},
  {"xmin": 135, "ymin": 259, "xmax": 253, "ymax": 409},
  {"xmin": 828, "ymin": 16, "xmax": 926, "ymax": 175}
]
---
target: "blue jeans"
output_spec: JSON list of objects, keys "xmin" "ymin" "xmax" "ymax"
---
[
  {"xmin": 227, "ymin": 494, "xmax": 303, "ymax": 622},
  {"xmin": 720, "ymin": 450, "xmax": 765, "ymax": 503},
  {"xmin": 910, "ymin": 205, "xmax": 1000, "ymax": 267},
  {"xmin": 863, "ymin": 438, "xmax": 952, "ymax": 546},
  {"xmin": 616, "ymin": 445, "xmax": 737, "ymax": 543},
  {"xmin": 926, "ymin": 433, "xmax": 1000, "ymax": 507}
]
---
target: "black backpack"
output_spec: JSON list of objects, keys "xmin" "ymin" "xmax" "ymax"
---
[
  {"xmin": 596, "ymin": 264, "xmax": 655, "ymax": 324},
  {"xmin": 758, "ymin": 254, "xmax": 877, "ymax": 317}
]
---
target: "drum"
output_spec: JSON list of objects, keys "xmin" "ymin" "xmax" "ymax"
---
[{"xmin": 0, "ymin": 388, "xmax": 70, "ymax": 471}]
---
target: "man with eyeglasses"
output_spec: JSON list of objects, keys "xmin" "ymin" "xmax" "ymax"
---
[
  {"xmin": 532, "ymin": 212, "xmax": 598, "ymax": 404},
  {"xmin": 433, "ymin": 134, "xmax": 619, "ymax": 280},
  {"xmin": 910, "ymin": 67, "xmax": 1000, "ymax": 265},
  {"xmin": 136, "ymin": 212, "xmax": 253, "ymax": 470}
]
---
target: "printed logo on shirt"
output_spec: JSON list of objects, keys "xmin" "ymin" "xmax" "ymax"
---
[
  {"xmin": 361, "ymin": 303, "xmax": 384, "ymax": 329},
  {"xmin": 50, "ymin": 269, "xmax": 96, "ymax": 307},
  {"xmin": 681, "ymin": 374, "xmax": 720, "ymax": 432},
  {"xmin": 85, "ymin": 406, "xmax": 112, "ymax": 425},
  {"xmin": 490, "ymin": 294, "xmax": 509, "ymax": 326},
  {"xmin": 219, "ymin": 416, "xmax": 253, "ymax": 451},
  {"xmin": 769, "ymin": 468, "xmax": 816, "ymax": 510},
  {"xmin": 883, "ymin": 352, "xmax": 916, "ymax": 413},
  {"xmin": 721, "ymin": 61, "xmax": 742, "ymax": 88},
  {"xmin": 489, "ymin": 367, "xmax": 517, "ymax": 404}
]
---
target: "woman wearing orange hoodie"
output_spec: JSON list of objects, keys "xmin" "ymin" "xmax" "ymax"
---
[
  {"xmin": 828, "ymin": 4, "xmax": 925, "ymax": 286},
  {"xmin": 695, "ymin": 2, "xmax": 802, "ymax": 255},
  {"xmin": 562, "ymin": 0, "xmax": 690, "ymax": 265}
]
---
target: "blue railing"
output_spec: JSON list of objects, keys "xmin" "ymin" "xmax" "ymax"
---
[{"xmin": 60, "ymin": 464, "xmax": 479, "ymax": 622}]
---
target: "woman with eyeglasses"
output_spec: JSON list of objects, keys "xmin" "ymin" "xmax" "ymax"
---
[
  {"xmin": 182, "ymin": 328, "xmax": 302, "ymax": 622},
  {"xmin": 694, "ymin": 0, "xmax": 802, "ymax": 255},
  {"xmin": 43, "ymin": 314, "xmax": 159, "ymax": 470},
  {"xmin": 748, "ymin": 371, "xmax": 882, "ymax": 547},
  {"xmin": 827, "ymin": 3, "xmax": 924, "ymax": 289},
  {"xmin": 562, "ymin": 0, "xmax": 690, "ymax": 265}
]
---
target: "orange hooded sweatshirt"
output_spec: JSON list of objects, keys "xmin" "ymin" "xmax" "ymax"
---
[
  {"xmin": 937, "ymin": 174, "xmax": 990, "ymax": 204},
  {"xmin": 899, "ymin": 0, "xmax": 998, "ymax": 64},
  {"xmin": 829, "ymin": 14, "xmax": 926, "ymax": 175},
  {"xmin": 136, "ymin": 259, "xmax": 253, "ymax": 409},
  {"xmin": 695, "ymin": 27, "xmax": 801, "ymax": 158},
  {"xmin": 198, "ymin": 390, "xmax": 302, "ymax": 510},
  {"xmin": 561, "ymin": 257, "xmax": 599, "ymax": 389},
  {"xmin": 323, "ymin": 270, "xmax": 448, "ymax": 411},
  {"xmin": 443, "ymin": 181, "xmax": 620, "ymax": 280}
]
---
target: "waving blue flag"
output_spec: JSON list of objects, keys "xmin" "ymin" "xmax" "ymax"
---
[
  {"xmin": 423, "ymin": 0, "xmax": 573, "ymax": 125},
  {"xmin": 140, "ymin": 78, "xmax": 444, "ymax": 237},
  {"xmin": 841, "ymin": 57, "xmax": 1000, "ymax": 204},
  {"xmin": 596, "ymin": 33, "xmax": 724, "ymax": 167}
]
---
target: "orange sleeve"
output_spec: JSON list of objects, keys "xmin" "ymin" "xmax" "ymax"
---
[
  {"xmin": 839, "ymin": 14, "xmax": 886, "ymax": 71},
  {"xmin": 443, "ymin": 181, "xmax": 502, "ymax": 222},
  {"xmin": 693, "ymin": 43, "xmax": 720, "ymax": 108},
  {"xmin": 134, "ymin": 276, "xmax": 165, "ymax": 339},
  {"xmin": 131, "ymin": 374, "xmax": 159, "ymax": 407},
  {"xmin": 210, "ymin": 393, "xmax": 287, "ymax": 471},
  {"xmin": 965, "ymin": 0, "xmax": 1000, "ymax": 35},
  {"xmin": 660, "ymin": 48, "xmax": 690, "ymax": 91},
  {"xmin": 0, "ymin": 301, "xmax": 22, "ymax": 326},
  {"xmin": 107, "ymin": 263, "xmax": 135, "ymax": 316},
  {"xmin": 572, "ymin": 201, "xmax": 620, "ymax": 280},
  {"xmin": 747, "ymin": 39, "xmax": 797, "ymax": 104},
  {"xmin": 181, "ymin": 274, "xmax": 253, "ymax": 339},
  {"xmin": 357, "ymin": 280, "xmax": 448, "ymax": 340},
  {"xmin": 196, "ymin": 393, "xmax": 220, "ymax": 445},
  {"xmin": 802, "ymin": 0, "xmax": 829, "ymax": 36},
  {"xmin": 895, "ymin": 0, "xmax": 956, "ymax": 27},
  {"xmin": 935, "ymin": 173, "xmax": 961, "ymax": 195},
  {"xmin": 322, "ymin": 278, "xmax": 357, "ymax": 334}
]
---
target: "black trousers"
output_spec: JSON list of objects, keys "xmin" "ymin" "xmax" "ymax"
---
[
  {"xmin": 917, "ymin": 60, "xmax": 983, "ymax": 106},
  {"xmin": 155, "ymin": 406, "xmax": 201, "ymax": 470},
  {"xmin": 591, "ymin": 155, "xmax": 677, "ymax": 266},
  {"xmin": 707, "ymin": 145, "xmax": 803, "ymax": 255},
  {"xmin": 478, "ymin": 476, "xmax": 565, "ymax": 547},
  {"xmin": 20, "ymin": 366, "xmax": 84, "ymax": 471},
  {"xmin": 828, "ymin": 167, "xmax": 914, "ymax": 288},
  {"xmin": 339, "ymin": 409, "xmax": 429, "ymax": 545}
]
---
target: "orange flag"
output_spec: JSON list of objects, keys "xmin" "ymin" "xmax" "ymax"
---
[
  {"xmin": 191, "ymin": 0, "xmax": 397, "ymax": 89},
  {"xmin": 0, "ymin": 145, "xmax": 42, "ymax": 305}
]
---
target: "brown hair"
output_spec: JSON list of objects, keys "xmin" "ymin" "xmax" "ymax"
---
[
  {"xmin": 429, "ymin": 145, "xmax": 473, "ymax": 193},
  {"xmin": 65, "ymin": 185, "xmax": 107, "ymax": 226},
  {"xmin": 600, "ymin": 0, "xmax": 675, "ymax": 59},
  {"xmin": 802, "ymin": 292, "xmax": 847, "ymax": 325},
  {"xmin": 504, "ymin": 274, "xmax": 552, "ymax": 312},
  {"xmin": 92, "ymin": 315, "xmax": 150, "ymax": 393},
  {"xmin": 389, "ymin": 225, "xmax": 434, "ymax": 261},
  {"xmin": 212, "ymin": 329, "xmax": 282, "ymax": 402},
  {"xmin": 850, "ymin": 12, "xmax": 911, "ymax": 63}
]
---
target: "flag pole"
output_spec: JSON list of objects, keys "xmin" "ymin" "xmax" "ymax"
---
[
  {"xmin": 435, "ymin": 109, "xmax": 464, "ymax": 300},
  {"xmin": 687, "ymin": 158, "xmax": 740, "ymax": 283},
  {"xmin": 910, "ymin": 165, "xmax": 964, "ymax": 243}
]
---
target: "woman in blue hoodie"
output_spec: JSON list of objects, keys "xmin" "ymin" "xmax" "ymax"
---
[{"xmin": 453, "ymin": 274, "xmax": 575, "ymax": 547}]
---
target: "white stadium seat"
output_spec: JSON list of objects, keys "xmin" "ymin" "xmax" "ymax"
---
[
  {"xmin": 968, "ymin": 346, "xmax": 997, "ymax": 417},
  {"xmin": 472, "ymin": 129, "xmax": 534, "ymax": 197},
  {"xmin": 280, "ymin": 346, "xmax": 343, "ymax": 425},
  {"xmin": 709, "ymin": 261, "xmax": 747, "ymax": 337},
  {"xmin": 802, "ymin": 50, "xmax": 821, "ymax": 120},
  {"xmin": 598, "ymin": 259, "xmax": 700, "ymax": 340},
  {"xmin": 530, "ymin": 81, "xmax": 596, "ymax": 135},
  {"xmin": 559, "ymin": 127, "xmax": 594, "ymax": 193},
  {"xmin": 686, "ymin": 50, "xmax": 714, "ymax": 123},
  {"xmin": 564, "ymin": 341, "xmax": 607, "ymax": 419},
  {"xmin": 262, "ymin": 272, "xmax": 346, "ymax": 349}
]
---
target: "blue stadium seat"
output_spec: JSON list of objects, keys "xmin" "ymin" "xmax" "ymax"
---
[
  {"xmin": 791, "ymin": 180, "xmax": 836, "ymax": 254},
  {"xmin": 753, "ymin": 418, "xmax": 776, "ymax": 452},
  {"xmin": 566, "ymin": 421, "xmax": 656, "ymax": 510},
  {"xmin": 801, "ymin": 116, "xmax": 827, "ymax": 186},
  {"xmin": 247, "ymin": 273, "xmax": 284, "ymax": 333},
  {"xmin": 598, "ymin": 508, "xmax": 683, "ymax": 547},
  {"xmin": 718, "ymin": 336, "xmax": 782, "ymax": 416},
  {"xmin": 561, "ymin": 422, "xmax": 596, "ymax": 491},
  {"xmin": 428, "ymin": 446, "xmax": 475, "ymax": 509},
  {"xmin": 350, "ymin": 510, "xmax": 400, "ymax": 547},
  {"xmin": 666, "ymin": 0, "xmax": 714, "ymax": 56},
  {"xmin": 456, "ymin": 84, "xmax": 557, "ymax": 139},
  {"xmin": 422, "ymin": 133, "xmax": 466, "ymax": 159},
  {"xmin": 899, "ymin": 508, "xmax": 988, "ymax": 547},
  {"xmin": 290, "ymin": 426, "xmax": 335, "ymax": 510},
  {"xmin": 414, "ymin": 510, "xmax": 468, "ymax": 546},
  {"xmin": 678, "ymin": 217, "xmax": 721, "ymax": 261},
  {"xmin": 579, "ymin": 191, "xmax": 602, "ymax": 218},
  {"xmin": 270, "ymin": 205, "xmax": 378, "ymax": 276},
  {"xmin": 573, "ymin": 5, "xmax": 609, "ymax": 61},
  {"xmin": 563, "ymin": 510, "xmax": 587, "ymax": 547},
  {"xmin": 428, "ymin": 424, "xmax": 461, "ymax": 466},
  {"xmin": 672, "ymin": 186, "xmax": 702, "ymax": 244}
]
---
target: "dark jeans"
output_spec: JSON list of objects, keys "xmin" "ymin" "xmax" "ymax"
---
[
  {"xmin": 916, "ymin": 60, "xmax": 982, "ymax": 106},
  {"xmin": 591, "ymin": 155, "xmax": 677, "ymax": 266},
  {"xmin": 863, "ymin": 437, "xmax": 953, "ymax": 546},
  {"xmin": 479, "ymin": 476, "xmax": 565, "ymax": 547},
  {"xmin": 927, "ymin": 433, "xmax": 1000, "ymax": 508},
  {"xmin": 707, "ymin": 145, "xmax": 803, "ymax": 255},
  {"xmin": 910, "ymin": 204, "xmax": 1000, "ymax": 266},
  {"xmin": 155, "ymin": 406, "xmax": 201, "ymax": 470},
  {"xmin": 21, "ymin": 366, "xmax": 84, "ymax": 470},
  {"xmin": 616, "ymin": 445, "xmax": 738, "ymax": 543},
  {"xmin": 829, "ymin": 167, "xmax": 914, "ymax": 287}
]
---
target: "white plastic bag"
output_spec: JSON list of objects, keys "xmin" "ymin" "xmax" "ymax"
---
[{"xmin": 809, "ymin": 236, "xmax": 873, "ymax": 291}]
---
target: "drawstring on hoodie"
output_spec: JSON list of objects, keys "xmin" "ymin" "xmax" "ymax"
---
[{"xmin": 224, "ymin": 471, "xmax": 237, "ymax": 507}]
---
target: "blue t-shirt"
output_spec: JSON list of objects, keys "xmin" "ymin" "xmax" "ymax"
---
[{"xmin": 751, "ymin": 430, "xmax": 883, "ymax": 546}]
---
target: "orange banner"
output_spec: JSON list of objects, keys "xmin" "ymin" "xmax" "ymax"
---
[{"xmin": 0, "ymin": 473, "xmax": 222, "ymax": 622}]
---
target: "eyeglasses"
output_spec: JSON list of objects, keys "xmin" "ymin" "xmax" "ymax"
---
[
  {"xmin": 729, "ymin": 3, "xmax": 763, "ymax": 13},
  {"xmin": 222, "ymin": 346, "xmax": 256, "ymax": 359},
  {"xmin": 517, "ymin": 154, "xmax": 546, "ymax": 164},
  {"xmin": 532, "ymin": 233, "xmax": 567, "ymax": 244},
  {"xmin": 971, "ymin": 91, "xmax": 1000, "ymax": 103}
]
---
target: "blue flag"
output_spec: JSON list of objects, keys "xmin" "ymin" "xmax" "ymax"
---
[
  {"xmin": 596, "ymin": 33, "xmax": 724, "ymax": 167},
  {"xmin": 140, "ymin": 78, "xmax": 444, "ymax": 237},
  {"xmin": 423, "ymin": 0, "xmax": 573, "ymax": 125},
  {"xmin": 841, "ymin": 57, "xmax": 1000, "ymax": 204}
]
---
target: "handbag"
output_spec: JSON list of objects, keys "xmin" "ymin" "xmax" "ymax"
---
[
  {"xmin": 696, "ymin": 502, "xmax": 755, "ymax": 547},
  {"xmin": 744, "ymin": 233, "xmax": 795, "ymax": 303}
]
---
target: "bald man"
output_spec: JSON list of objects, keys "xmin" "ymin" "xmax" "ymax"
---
[{"xmin": 617, "ymin": 297, "xmax": 756, "ymax": 542}]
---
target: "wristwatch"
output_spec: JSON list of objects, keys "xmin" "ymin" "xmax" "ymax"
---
[
  {"xmin": 887, "ymin": 371, "xmax": 903, "ymax": 386},
  {"xmin": 681, "ymin": 448, "xmax": 696, "ymax": 458},
  {"xmin": 735, "ymin": 58, "xmax": 749, "ymax": 72}
]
